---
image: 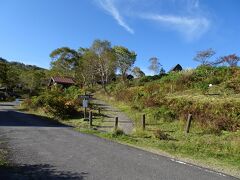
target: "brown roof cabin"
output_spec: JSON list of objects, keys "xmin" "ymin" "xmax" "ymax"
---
[
  {"xmin": 169, "ymin": 64, "xmax": 183, "ymax": 73},
  {"xmin": 48, "ymin": 77, "xmax": 75, "ymax": 88}
]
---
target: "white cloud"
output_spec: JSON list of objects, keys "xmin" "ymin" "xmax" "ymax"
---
[
  {"xmin": 94, "ymin": 0, "xmax": 211, "ymax": 40},
  {"xmin": 140, "ymin": 14, "xmax": 210, "ymax": 40},
  {"xmin": 97, "ymin": 0, "xmax": 134, "ymax": 34}
]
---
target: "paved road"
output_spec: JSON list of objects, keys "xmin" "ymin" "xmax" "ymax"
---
[{"xmin": 0, "ymin": 102, "xmax": 238, "ymax": 180}]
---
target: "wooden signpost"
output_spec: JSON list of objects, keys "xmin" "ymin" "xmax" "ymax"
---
[
  {"xmin": 142, "ymin": 114, "xmax": 146, "ymax": 131},
  {"xmin": 89, "ymin": 111, "xmax": 93, "ymax": 127},
  {"xmin": 79, "ymin": 92, "xmax": 93, "ymax": 120},
  {"xmin": 115, "ymin": 117, "xmax": 118, "ymax": 130},
  {"xmin": 185, "ymin": 114, "xmax": 192, "ymax": 133}
]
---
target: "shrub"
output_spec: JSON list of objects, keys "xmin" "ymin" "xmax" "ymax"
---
[
  {"xmin": 64, "ymin": 86, "xmax": 83, "ymax": 99},
  {"xmin": 23, "ymin": 88, "xmax": 80, "ymax": 119},
  {"xmin": 163, "ymin": 97, "xmax": 240, "ymax": 132},
  {"xmin": 225, "ymin": 69, "xmax": 240, "ymax": 93},
  {"xmin": 133, "ymin": 129, "xmax": 152, "ymax": 138},
  {"xmin": 154, "ymin": 129, "xmax": 171, "ymax": 140},
  {"xmin": 143, "ymin": 96, "xmax": 159, "ymax": 107},
  {"xmin": 21, "ymin": 98, "xmax": 33, "ymax": 109},
  {"xmin": 138, "ymin": 75, "xmax": 161, "ymax": 83},
  {"xmin": 152, "ymin": 107, "xmax": 176, "ymax": 122},
  {"xmin": 112, "ymin": 129, "xmax": 125, "ymax": 137}
]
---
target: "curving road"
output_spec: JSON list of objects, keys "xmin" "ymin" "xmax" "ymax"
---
[{"xmin": 0, "ymin": 102, "xmax": 238, "ymax": 180}]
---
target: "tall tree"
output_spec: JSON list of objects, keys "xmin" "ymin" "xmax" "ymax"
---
[
  {"xmin": 21, "ymin": 70, "xmax": 46, "ymax": 95},
  {"xmin": 132, "ymin": 66, "xmax": 145, "ymax": 78},
  {"xmin": 113, "ymin": 46, "xmax": 136, "ymax": 81},
  {"xmin": 194, "ymin": 48, "xmax": 215, "ymax": 65},
  {"xmin": 79, "ymin": 49, "xmax": 99, "ymax": 87},
  {"xmin": 50, "ymin": 47, "xmax": 81, "ymax": 77},
  {"xmin": 149, "ymin": 57, "xmax": 161, "ymax": 75},
  {"xmin": 90, "ymin": 40, "xmax": 116, "ymax": 87}
]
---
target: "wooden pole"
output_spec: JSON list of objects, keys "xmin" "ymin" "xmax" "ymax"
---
[
  {"xmin": 185, "ymin": 114, "xmax": 192, "ymax": 133},
  {"xmin": 142, "ymin": 114, "xmax": 146, "ymax": 131},
  {"xmin": 84, "ymin": 107, "xmax": 87, "ymax": 120},
  {"xmin": 89, "ymin": 111, "xmax": 93, "ymax": 127},
  {"xmin": 115, "ymin": 117, "xmax": 118, "ymax": 131},
  {"xmin": 83, "ymin": 91, "xmax": 88, "ymax": 120}
]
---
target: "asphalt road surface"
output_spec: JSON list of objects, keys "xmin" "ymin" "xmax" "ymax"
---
[{"xmin": 0, "ymin": 102, "xmax": 238, "ymax": 180}]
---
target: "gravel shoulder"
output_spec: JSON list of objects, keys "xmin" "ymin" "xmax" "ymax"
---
[{"xmin": 92, "ymin": 99, "xmax": 134, "ymax": 134}]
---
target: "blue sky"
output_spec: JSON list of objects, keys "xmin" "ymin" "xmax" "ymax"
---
[{"xmin": 0, "ymin": 0, "xmax": 240, "ymax": 74}]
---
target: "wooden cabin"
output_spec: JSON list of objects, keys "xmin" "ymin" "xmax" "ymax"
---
[{"xmin": 48, "ymin": 77, "xmax": 75, "ymax": 88}]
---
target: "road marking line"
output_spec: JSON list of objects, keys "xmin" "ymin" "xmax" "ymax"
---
[{"xmin": 170, "ymin": 159, "xmax": 226, "ymax": 177}]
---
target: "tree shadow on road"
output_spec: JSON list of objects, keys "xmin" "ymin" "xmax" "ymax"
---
[
  {"xmin": 0, "ymin": 164, "xmax": 88, "ymax": 180},
  {"xmin": 0, "ymin": 110, "xmax": 72, "ymax": 128}
]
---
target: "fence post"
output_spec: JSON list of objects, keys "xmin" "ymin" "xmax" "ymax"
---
[
  {"xmin": 185, "ymin": 114, "xmax": 192, "ymax": 133},
  {"xmin": 98, "ymin": 108, "xmax": 101, "ymax": 115},
  {"xmin": 142, "ymin": 114, "xmax": 146, "ymax": 131},
  {"xmin": 115, "ymin": 117, "xmax": 118, "ymax": 131},
  {"xmin": 84, "ymin": 107, "xmax": 87, "ymax": 120},
  {"xmin": 89, "ymin": 111, "xmax": 93, "ymax": 127}
]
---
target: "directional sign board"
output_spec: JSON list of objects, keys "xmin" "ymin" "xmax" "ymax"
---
[
  {"xmin": 79, "ymin": 95, "xmax": 93, "ymax": 100},
  {"xmin": 79, "ymin": 95, "xmax": 90, "ymax": 99},
  {"xmin": 82, "ymin": 99, "xmax": 89, "ymax": 108}
]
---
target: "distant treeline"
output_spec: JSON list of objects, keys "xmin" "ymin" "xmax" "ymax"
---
[
  {"xmin": 0, "ymin": 57, "xmax": 48, "ymax": 96},
  {"xmin": 1, "ymin": 39, "xmax": 240, "ymax": 96}
]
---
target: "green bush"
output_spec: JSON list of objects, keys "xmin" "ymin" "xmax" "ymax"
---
[
  {"xmin": 152, "ymin": 107, "xmax": 176, "ymax": 122},
  {"xmin": 161, "ymin": 97, "xmax": 240, "ymax": 132},
  {"xmin": 22, "ymin": 87, "xmax": 80, "ymax": 119},
  {"xmin": 139, "ymin": 75, "xmax": 163, "ymax": 83},
  {"xmin": 154, "ymin": 129, "xmax": 171, "ymax": 140},
  {"xmin": 112, "ymin": 129, "xmax": 125, "ymax": 137},
  {"xmin": 64, "ymin": 86, "xmax": 83, "ymax": 99}
]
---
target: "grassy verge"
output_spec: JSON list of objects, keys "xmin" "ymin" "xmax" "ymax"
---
[
  {"xmin": 0, "ymin": 146, "xmax": 8, "ymax": 166},
  {"xmin": 19, "ymin": 100, "xmax": 240, "ymax": 178}
]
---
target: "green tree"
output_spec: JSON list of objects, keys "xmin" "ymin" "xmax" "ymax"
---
[
  {"xmin": 132, "ymin": 66, "xmax": 145, "ymax": 78},
  {"xmin": 0, "ymin": 59, "xmax": 8, "ymax": 86},
  {"xmin": 90, "ymin": 40, "xmax": 116, "ymax": 87},
  {"xmin": 113, "ymin": 46, "xmax": 136, "ymax": 81},
  {"xmin": 6, "ymin": 65, "xmax": 20, "ymax": 90},
  {"xmin": 50, "ymin": 47, "xmax": 81, "ymax": 77},
  {"xmin": 21, "ymin": 70, "xmax": 47, "ymax": 95},
  {"xmin": 78, "ymin": 49, "xmax": 99, "ymax": 87}
]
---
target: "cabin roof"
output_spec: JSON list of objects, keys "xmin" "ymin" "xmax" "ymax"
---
[
  {"xmin": 169, "ymin": 64, "xmax": 183, "ymax": 72},
  {"xmin": 51, "ymin": 77, "xmax": 75, "ymax": 85}
]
